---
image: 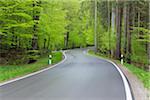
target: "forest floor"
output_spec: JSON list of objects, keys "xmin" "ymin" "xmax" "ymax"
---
[
  {"xmin": 0, "ymin": 52, "xmax": 63, "ymax": 83},
  {"xmin": 88, "ymin": 50, "xmax": 150, "ymax": 100}
]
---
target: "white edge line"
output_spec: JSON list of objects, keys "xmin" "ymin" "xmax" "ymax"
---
[
  {"xmin": 86, "ymin": 50, "xmax": 133, "ymax": 100},
  {"xmin": 0, "ymin": 50, "xmax": 67, "ymax": 87}
]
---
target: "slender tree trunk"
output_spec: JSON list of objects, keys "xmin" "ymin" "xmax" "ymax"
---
[
  {"xmin": 32, "ymin": 0, "xmax": 41, "ymax": 50},
  {"xmin": 94, "ymin": 0, "xmax": 97, "ymax": 52},
  {"xmin": 107, "ymin": 0, "xmax": 111, "ymax": 56},
  {"xmin": 127, "ymin": 3, "xmax": 132, "ymax": 64},
  {"xmin": 64, "ymin": 32, "xmax": 69, "ymax": 49},
  {"xmin": 111, "ymin": 5, "xmax": 115, "ymax": 34},
  {"xmin": 115, "ymin": 2, "xmax": 122, "ymax": 60},
  {"xmin": 138, "ymin": 11, "xmax": 140, "ymax": 37},
  {"xmin": 132, "ymin": 6, "xmax": 135, "ymax": 28},
  {"xmin": 124, "ymin": 2, "xmax": 130, "ymax": 63},
  {"xmin": 124, "ymin": 2, "xmax": 127, "ymax": 56},
  {"xmin": 111, "ymin": 3, "xmax": 115, "ymax": 58},
  {"xmin": 47, "ymin": 37, "xmax": 50, "ymax": 50},
  {"xmin": 43, "ymin": 39, "xmax": 46, "ymax": 49}
]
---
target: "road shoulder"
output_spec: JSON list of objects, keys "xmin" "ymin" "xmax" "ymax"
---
[
  {"xmin": 87, "ymin": 49, "xmax": 149, "ymax": 100},
  {"xmin": 115, "ymin": 62, "xmax": 149, "ymax": 100},
  {"xmin": 0, "ymin": 51, "xmax": 67, "ymax": 87}
]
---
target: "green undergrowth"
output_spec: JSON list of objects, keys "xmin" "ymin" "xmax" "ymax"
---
[
  {"xmin": 88, "ymin": 50, "xmax": 150, "ymax": 89},
  {"xmin": 124, "ymin": 63, "xmax": 150, "ymax": 89},
  {"xmin": 0, "ymin": 51, "xmax": 63, "ymax": 82}
]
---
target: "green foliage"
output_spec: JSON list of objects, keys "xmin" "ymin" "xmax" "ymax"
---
[
  {"xmin": 0, "ymin": 0, "xmax": 34, "ymax": 50},
  {"xmin": 124, "ymin": 63, "xmax": 150, "ymax": 89},
  {"xmin": 131, "ymin": 27, "xmax": 149, "ymax": 66},
  {"xmin": 94, "ymin": 0, "xmax": 149, "ymax": 70},
  {"xmin": 132, "ymin": 27, "xmax": 150, "ymax": 42},
  {"xmin": 27, "ymin": 50, "xmax": 40, "ymax": 63},
  {"xmin": 51, "ymin": 52, "xmax": 63, "ymax": 64},
  {"xmin": 63, "ymin": 0, "xmax": 94, "ymax": 48},
  {"xmin": 38, "ymin": 0, "xmax": 67, "ymax": 50},
  {"xmin": 0, "ymin": 0, "xmax": 94, "ymax": 64}
]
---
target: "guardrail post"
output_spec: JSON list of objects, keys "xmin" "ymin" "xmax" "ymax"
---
[
  {"xmin": 48, "ymin": 55, "xmax": 52, "ymax": 65},
  {"xmin": 121, "ymin": 54, "xmax": 123, "ymax": 65}
]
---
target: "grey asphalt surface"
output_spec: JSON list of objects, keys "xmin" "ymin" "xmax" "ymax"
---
[{"xmin": 0, "ymin": 49, "xmax": 126, "ymax": 100}]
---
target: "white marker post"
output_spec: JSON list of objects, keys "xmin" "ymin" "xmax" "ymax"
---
[
  {"xmin": 121, "ymin": 54, "xmax": 123, "ymax": 65},
  {"xmin": 48, "ymin": 55, "xmax": 52, "ymax": 65}
]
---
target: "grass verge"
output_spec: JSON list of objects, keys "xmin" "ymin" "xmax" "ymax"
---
[
  {"xmin": 0, "ymin": 51, "xmax": 63, "ymax": 82},
  {"xmin": 88, "ymin": 50, "xmax": 150, "ymax": 89}
]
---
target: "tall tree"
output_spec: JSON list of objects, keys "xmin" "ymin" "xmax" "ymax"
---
[
  {"xmin": 32, "ymin": 0, "xmax": 41, "ymax": 50},
  {"xmin": 115, "ymin": 1, "xmax": 122, "ymax": 60},
  {"xmin": 94, "ymin": 0, "xmax": 97, "ymax": 52},
  {"xmin": 123, "ymin": 1, "xmax": 131, "ymax": 63},
  {"xmin": 111, "ymin": 1, "xmax": 116, "ymax": 57},
  {"xmin": 107, "ymin": 0, "xmax": 111, "ymax": 56}
]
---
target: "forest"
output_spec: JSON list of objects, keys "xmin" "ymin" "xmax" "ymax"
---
[
  {"xmin": 0, "ymin": 0, "xmax": 149, "ymax": 86},
  {"xmin": 0, "ymin": 0, "xmax": 94, "ymax": 65},
  {"xmin": 94, "ymin": 0, "xmax": 149, "ymax": 71}
]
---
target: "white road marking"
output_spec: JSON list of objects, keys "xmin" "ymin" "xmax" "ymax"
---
[
  {"xmin": 0, "ymin": 49, "xmax": 133, "ymax": 100},
  {"xmin": 86, "ymin": 49, "xmax": 133, "ymax": 100}
]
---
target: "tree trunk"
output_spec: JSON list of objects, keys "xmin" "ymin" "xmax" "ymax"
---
[
  {"xmin": 123, "ymin": 2, "xmax": 127, "ymax": 56},
  {"xmin": 47, "ymin": 37, "xmax": 50, "ymax": 50},
  {"xmin": 124, "ymin": 2, "xmax": 130, "ymax": 63},
  {"xmin": 32, "ymin": 0, "xmax": 41, "ymax": 50},
  {"xmin": 107, "ymin": 0, "xmax": 111, "ymax": 56},
  {"xmin": 115, "ymin": 2, "xmax": 122, "ymax": 60},
  {"xmin": 111, "ymin": 5, "xmax": 115, "ymax": 34},
  {"xmin": 138, "ymin": 11, "xmax": 140, "ymax": 37},
  {"xmin": 127, "ymin": 3, "xmax": 132, "ymax": 64},
  {"xmin": 94, "ymin": 0, "xmax": 97, "ymax": 52},
  {"xmin": 64, "ymin": 32, "xmax": 69, "ymax": 49},
  {"xmin": 111, "ymin": 3, "xmax": 115, "ymax": 58}
]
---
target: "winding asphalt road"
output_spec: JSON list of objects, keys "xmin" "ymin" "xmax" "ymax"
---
[{"xmin": 0, "ymin": 49, "xmax": 131, "ymax": 100}]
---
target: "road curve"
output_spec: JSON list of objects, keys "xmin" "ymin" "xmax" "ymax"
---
[{"xmin": 0, "ymin": 49, "xmax": 130, "ymax": 100}]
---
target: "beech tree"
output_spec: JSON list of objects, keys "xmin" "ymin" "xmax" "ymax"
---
[{"xmin": 0, "ymin": 0, "xmax": 94, "ymax": 64}]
